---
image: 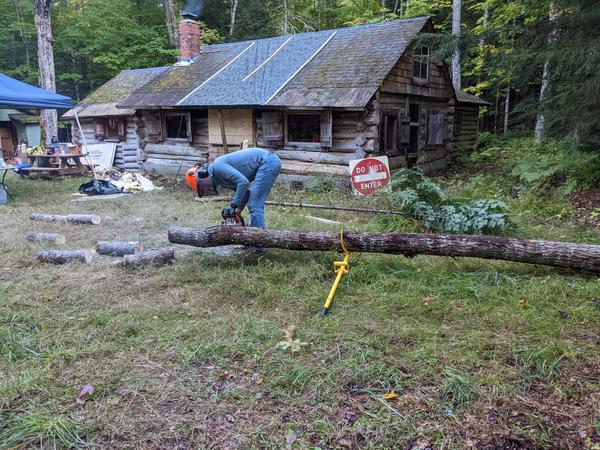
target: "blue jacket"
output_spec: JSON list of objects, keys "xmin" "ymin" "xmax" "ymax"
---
[{"xmin": 208, "ymin": 148, "xmax": 272, "ymax": 207}]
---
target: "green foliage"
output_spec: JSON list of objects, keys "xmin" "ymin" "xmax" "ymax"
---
[
  {"xmin": 389, "ymin": 169, "xmax": 510, "ymax": 235},
  {"xmin": 512, "ymin": 343, "xmax": 571, "ymax": 380},
  {"xmin": 442, "ymin": 368, "xmax": 476, "ymax": 407},
  {"xmin": 0, "ymin": 412, "xmax": 86, "ymax": 448}
]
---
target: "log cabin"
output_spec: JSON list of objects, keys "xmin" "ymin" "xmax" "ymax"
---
[
  {"xmin": 67, "ymin": 17, "xmax": 488, "ymax": 181},
  {"xmin": 62, "ymin": 67, "xmax": 168, "ymax": 170}
]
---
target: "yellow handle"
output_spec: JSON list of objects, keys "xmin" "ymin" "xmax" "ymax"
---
[{"xmin": 321, "ymin": 231, "xmax": 350, "ymax": 317}]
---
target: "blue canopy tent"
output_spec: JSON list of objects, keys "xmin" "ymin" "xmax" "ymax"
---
[
  {"xmin": 0, "ymin": 73, "xmax": 92, "ymax": 173},
  {"xmin": 0, "ymin": 73, "xmax": 74, "ymax": 109}
]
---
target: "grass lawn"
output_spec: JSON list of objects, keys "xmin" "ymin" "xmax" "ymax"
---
[{"xmin": 0, "ymin": 169, "xmax": 599, "ymax": 450}]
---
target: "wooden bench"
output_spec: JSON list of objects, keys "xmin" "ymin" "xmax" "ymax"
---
[{"xmin": 23, "ymin": 154, "xmax": 93, "ymax": 176}]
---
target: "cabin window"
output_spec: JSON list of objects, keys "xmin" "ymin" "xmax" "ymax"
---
[
  {"xmin": 427, "ymin": 112, "xmax": 445, "ymax": 145},
  {"xmin": 94, "ymin": 118, "xmax": 126, "ymax": 141},
  {"xmin": 287, "ymin": 113, "xmax": 321, "ymax": 143},
  {"xmin": 381, "ymin": 112, "xmax": 399, "ymax": 154},
  {"xmin": 164, "ymin": 113, "xmax": 190, "ymax": 140},
  {"xmin": 413, "ymin": 46, "xmax": 430, "ymax": 81}
]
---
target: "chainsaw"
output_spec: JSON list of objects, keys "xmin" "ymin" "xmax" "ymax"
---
[{"xmin": 221, "ymin": 205, "xmax": 245, "ymax": 227}]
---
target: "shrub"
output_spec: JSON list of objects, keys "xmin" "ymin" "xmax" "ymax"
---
[{"xmin": 389, "ymin": 169, "xmax": 510, "ymax": 235}]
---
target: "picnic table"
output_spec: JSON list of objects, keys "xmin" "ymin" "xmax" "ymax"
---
[{"xmin": 23, "ymin": 153, "xmax": 93, "ymax": 176}]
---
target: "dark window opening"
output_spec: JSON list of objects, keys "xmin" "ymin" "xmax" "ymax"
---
[
  {"xmin": 94, "ymin": 117, "xmax": 125, "ymax": 142},
  {"xmin": 409, "ymin": 104, "xmax": 420, "ymax": 123},
  {"xmin": 413, "ymin": 46, "xmax": 430, "ymax": 81},
  {"xmin": 106, "ymin": 118, "xmax": 121, "ymax": 140},
  {"xmin": 287, "ymin": 113, "xmax": 320, "ymax": 143},
  {"xmin": 165, "ymin": 114, "xmax": 189, "ymax": 140},
  {"xmin": 381, "ymin": 112, "xmax": 399, "ymax": 154},
  {"xmin": 409, "ymin": 126, "xmax": 419, "ymax": 153}
]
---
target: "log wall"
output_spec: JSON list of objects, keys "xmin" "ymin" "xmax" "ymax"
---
[
  {"xmin": 71, "ymin": 117, "xmax": 140, "ymax": 170},
  {"xmin": 137, "ymin": 110, "xmax": 209, "ymax": 177},
  {"xmin": 454, "ymin": 104, "xmax": 480, "ymax": 152}
]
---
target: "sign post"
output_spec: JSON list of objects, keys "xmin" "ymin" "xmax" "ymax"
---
[{"xmin": 349, "ymin": 156, "xmax": 391, "ymax": 196}]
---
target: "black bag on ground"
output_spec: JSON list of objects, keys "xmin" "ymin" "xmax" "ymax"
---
[{"xmin": 79, "ymin": 180, "xmax": 124, "ymax": 196}]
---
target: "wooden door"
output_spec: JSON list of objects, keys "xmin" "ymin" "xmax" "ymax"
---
[{"xmin": 0, "ymin": 126, "xmax": 14, "ymax": 158}]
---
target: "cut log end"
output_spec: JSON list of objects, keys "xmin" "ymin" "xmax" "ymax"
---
[
  {"xmin": 37, "ymin": 249, "xmax": 93, "ymax": 265},
  {"xmin": 121, "ymin": 248, "xmax": 175, "ymax": 268}
]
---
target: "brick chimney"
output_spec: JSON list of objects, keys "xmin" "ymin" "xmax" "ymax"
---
[{"xmin": 179, "ymin": 19, "xmax": 201, "ymax": 62}]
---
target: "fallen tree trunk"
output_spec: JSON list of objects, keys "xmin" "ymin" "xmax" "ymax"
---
[
  {"xmin": 37, "ymin": 249, "xmax": 93, "ymax": 264},
  {"xmin": 168, "ymin": 226, "xmax": 600, "ymax": 272},
  {"xmin": 27, "ymin": 232, "xmax": 66, "ymax": 244},
  {"xmin": 30, "ymin": 213, "xmax": 101, "ymax": 225},
  {"xmin": 265, "ymin": 201, "xmax": 407, "ymax": 216},
  {"xmin": 97, "ymin": 241, "xmax": 143, "ymax": 257},
  {"xmin": 119, "ymin": 248, "xmax": 175, "ymax": 267}
]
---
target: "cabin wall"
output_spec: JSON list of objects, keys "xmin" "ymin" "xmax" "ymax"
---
[
  {"xmin": 137, "ymin": 109, "xmax": 208, "ymax": 177},
  {"xmin": 454, "ymin": 104, "xmax": 480, "ymax": 152},
  {"xmin": 71, "ymin": 117, "xmax": 140, "ymax": 170}
]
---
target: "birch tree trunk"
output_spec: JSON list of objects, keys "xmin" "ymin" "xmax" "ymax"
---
[
  {"xmin": 282, "ymin": 0, "xmax": 289, "ymax": 35},
  {"xmin": 164, "ymin": 0, "xmax": 178, "ymax": 48},
  {"xmin": 534, "ymin": 7, "xmax": 558, "ymax": 144},
  {"xmin": 229, "ymin": 0, "xmax": 239, "ymax": 36},
  {"xmin": 34, "ymin": 0, "xmax": 58, "ymax": 145},
  {"xmin": 479, "ymin": 8, "xmax": 489, "ymax": 49},
  {"xmin": 14, "ymin": 0, "xmax": 31, "ymax": 67},
  {"xmin": 504, "ymin": 85, "xmax": 510, "ymax": 135},
  {"xmin": 451, "ymin": 0, "xmax": 462, "ymax": 91}
]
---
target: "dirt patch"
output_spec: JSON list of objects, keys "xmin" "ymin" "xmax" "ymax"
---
[{"xmin": 570, "ymin": 190, "xmax": 600, "ymax": 229}]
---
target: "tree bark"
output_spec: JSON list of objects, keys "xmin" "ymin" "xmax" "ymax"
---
[
  {"xmin": 97, "ymin": 241, "xmax": 143, "ymax": 257},
  {"xmin": 535, "ymin": 6, "xmax": 558, "ymax": 144},
  {"xmin": 30, "ymin": 213, "xmax": 102, "ymax": 225},
  {"xmin": 504, "ymin": 85, "xmax": 510, "ymax": 135},
  {"xmin": 164, "ymin": 0, "xmax": 178, "ymax": 47},
  {"xmin": 37, "ymin": 249, "xmax": 93, "ymax": 264},
  {"xmin": 168, "ymin": 226, "xmax": 600, "ymax": 272},
  {"xmin": 282, "ymin": 0, "xmax": 289, "ymax": 34},
  {"xmin": 119, "ymin": 248, "xmax": 175, "ymax": 267},
  {"xmin": 34, "ymin": 0, "xmax": 58, "ymax": 145},
  {"xmin": 451, "ymin": 0, "xmax": 462, "ymax": 91},
  {"xmin": 229, "ymin": 0, "xmax": 239, "ymax": 36},
  {"xmin": 27, "ymin": 232, "xmax": 66, "ymax": 244}
]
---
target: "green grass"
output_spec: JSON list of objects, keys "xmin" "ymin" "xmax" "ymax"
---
[{"xmin": 0, "ymin": 168, "xmax": 599, "ymax": 449}]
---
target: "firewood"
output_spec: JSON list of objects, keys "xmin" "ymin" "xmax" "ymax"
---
[
  {"xmin": 97, "ymin": 241, "xmax": 143, "ymax": 257},
  {"xmin": 37, "ymin": 249, "xmax": 93, "ymax": 264},
  {"xmin": 168, "ymin": 226, "xmax": 600, "ymax": 272},
  {"xmin": 119, "ymin": 248, "xmax": 175, "ymax": 267},
  {"xmin": 30, "ymin": 213, "xmax": 102, "ymax": 225},
  {"xmin": 26, "ymin": 232, "xmax": 66, "ymax": 244}
]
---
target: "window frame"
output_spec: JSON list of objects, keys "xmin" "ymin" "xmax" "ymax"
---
[
  {"xmin": 162, "ymin": 112, "xmax": 191, "ymax": 142},
  {"xmin": 94, "ymin": 117, "xmax": 126, "ymax": 142},
  {"xmin": 413, "ymin": 45, "xmax": 430, "ymax": 82},
  {"xmin": 284, "ymin": 111, "xmax": 322, "ymax": 148}
]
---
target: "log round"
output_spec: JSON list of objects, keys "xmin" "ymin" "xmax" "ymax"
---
[
  {"xmin": 37, "ymin": 249, "xmax": 93, "ymax": 264},
  {"xmin": 26, "ymin": 232, "xmax": 66, "ymax": 244},
  {"xmin": 97, "ymin": 241, "xmax": 143, "ymax": 257},
  {"xmin": 121, "ymin": 248, "xmax": 175, "ymax": 267},
  {"xmin": 30, "ymin": 213, "xmax": 101, "ymax": 225},
  {"xmin": 168, "ymin": 226, "xmax": 600, "ymax": 272}
]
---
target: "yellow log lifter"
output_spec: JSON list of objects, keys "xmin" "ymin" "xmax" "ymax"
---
[{"xmin": 321, "ymin": 230, "xmax": 350, "ymax": 317}]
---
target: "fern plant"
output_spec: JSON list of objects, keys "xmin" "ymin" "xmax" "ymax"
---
[{"xmin": 389, "ymin": 169, "xmax": 510, "ymax": 235}]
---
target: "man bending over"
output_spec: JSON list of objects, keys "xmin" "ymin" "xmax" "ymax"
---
[{"xmin": 198, "ymin": 148, "xmax": 281, "ymax": 229}]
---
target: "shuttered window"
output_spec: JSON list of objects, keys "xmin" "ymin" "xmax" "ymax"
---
[
  {"xmin": 262, "ymin": 112, "xmax": 283, "ymax": 145},
  {"xmin": 427, "ymin": 112, "xmax": 445, "ymax": 145},
  {"xmin": 94, "ymin": 118, "xmax": 126, "ymax": 141}
]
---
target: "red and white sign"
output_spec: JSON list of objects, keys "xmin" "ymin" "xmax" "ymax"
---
[{"xmin": 349, "ymin": 156, "xmax": 391, "ymax": 196}]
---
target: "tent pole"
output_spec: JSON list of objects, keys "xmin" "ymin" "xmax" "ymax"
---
[{"xmin": 73, "ymin": 110, "xmax": 97, "ymax": 178}]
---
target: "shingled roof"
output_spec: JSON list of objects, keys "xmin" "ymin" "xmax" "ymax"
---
[
  {"xmin": 119, "ymin": 17, "xmax": 430, "ymax": 110},
  {"xmin": 63, "ymin": 67, "xmax": 169, "ymax": 119}
]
